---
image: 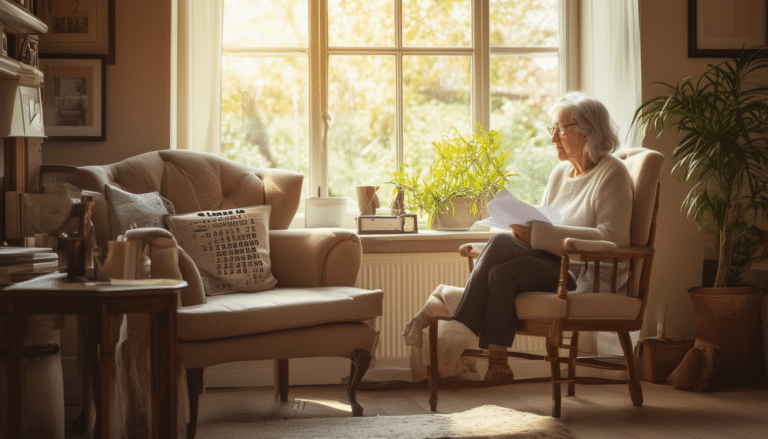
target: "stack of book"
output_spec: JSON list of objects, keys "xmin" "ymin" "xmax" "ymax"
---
[{"xmin": 0, "ymin": 246, "xmax": 60, "ymax": 286}]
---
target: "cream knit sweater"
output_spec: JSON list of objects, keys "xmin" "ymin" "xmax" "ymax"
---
[{"xmin": 530, "ymin": 154, "xmax": 633, "ymax": 292}]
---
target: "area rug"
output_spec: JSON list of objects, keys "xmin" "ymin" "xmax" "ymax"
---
[{"xmin": 196, "ymin": 405, "xmax": 574, "ymax": 439}]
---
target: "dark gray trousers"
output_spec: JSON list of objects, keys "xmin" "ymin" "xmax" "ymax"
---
[{"xmin": 453, "ymin": 233, "xmax": 575, "ymax": 349}]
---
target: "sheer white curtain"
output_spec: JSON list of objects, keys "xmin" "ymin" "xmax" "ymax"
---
[
  {"xmin": 174, "ymin": 0, "xmax": 222, "ymax": 153},
  {"xmin": 581, "ymin": 0, "xmax": 642, "ymax": 149}
]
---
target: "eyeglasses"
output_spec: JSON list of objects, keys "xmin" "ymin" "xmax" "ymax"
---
[{"xmin": 546, "ymin": 123, "xmax": 577, "ymax": 136}]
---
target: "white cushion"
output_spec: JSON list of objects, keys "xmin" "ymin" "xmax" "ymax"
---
[
  {"xmin": 516, "ymin": 291, "xmax": 642, "ymax": 320},
  {"xmin": 166, "ymin": 205, "xmax": 277, "ymax": 294},
  {"xmin": 178, "ymin": 286, "xmax": 383, "ymax": 341}
]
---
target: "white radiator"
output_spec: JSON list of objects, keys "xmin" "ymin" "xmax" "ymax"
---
[{"xmin": 356, "ymin": 252, "xmax": 546, "ymax": 362}]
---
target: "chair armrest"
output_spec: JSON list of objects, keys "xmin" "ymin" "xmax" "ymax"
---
[
  {"xmin": 270, "ymin": 228, "xmax": 362, "ymax": 287},
  {"xmin": 459, "ymin": 242, "xmax": 487, "ymax": 258}
]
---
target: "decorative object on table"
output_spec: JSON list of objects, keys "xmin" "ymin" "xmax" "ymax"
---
[
  {"xmin": 36, "ymin": 0, "xmax": 116, "ymax": 64},
  {"xmin": 38, "ymin": 54, "xmax": 106, "ymax": 141},
  {"xmin": 355, "ymin": 185, "xmax": 380, "ymax": 215},
  {"xmin": 632, "ymin": 46, "xmax": 768, "ymax": 385},
  {"xmin": 60, "ymin": 194, "xmax": 95, "ymax": 279},
  {"xmin": 687, "ymin": 0, "xmax": 768, "ymax": 58},
  {"xmin": 356, "ymin": 213, "xmax": 418, "ymax": 235},
  {"xmin": 389, "ymin": 126, "xmax": 515, "ymax": 231},
  {"xmin": 390, "ymin": 187, "xmax": 405, "ymax": 216}
]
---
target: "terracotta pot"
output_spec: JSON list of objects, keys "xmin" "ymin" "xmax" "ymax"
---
[{"xmin": 688, "ymin": 286, "xmax": 765, "ymax": 385}]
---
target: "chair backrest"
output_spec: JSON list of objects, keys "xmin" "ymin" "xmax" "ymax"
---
[
  {"xmin": 614, "ymin": 148, "xmax": 665, "ymax": 247},
  {"xmin": 77, "ymin": 149, "xmax": 303, "ymax": 251}
]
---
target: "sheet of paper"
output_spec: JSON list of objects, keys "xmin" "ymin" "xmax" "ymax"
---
[{"xmin": 477, "ymin": 189, "xmax": 561, "ymax": 229}]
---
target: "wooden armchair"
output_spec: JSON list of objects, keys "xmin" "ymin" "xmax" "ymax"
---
[{"xmin": 426, "ymin": 148, "xmax": 664, "ymax": 417}]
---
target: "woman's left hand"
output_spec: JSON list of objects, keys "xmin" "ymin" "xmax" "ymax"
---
[{"xmin": 511, "ymin": 223, "xmax": 532, "ymax": 245}]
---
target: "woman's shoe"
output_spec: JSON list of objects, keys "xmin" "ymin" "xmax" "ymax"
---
[{"xmin": 484, "ymin": 361, "xmax": 514, "ymax": 381}]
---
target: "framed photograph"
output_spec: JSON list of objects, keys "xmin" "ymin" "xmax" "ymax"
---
[
  {"xmin": 39, "ymin": 55, "xmax": 106, "ymax": 141},
  {"xmin": 37, "ymin": 0, "xmax": 116, "ymax": 64},
  {"xmin": 688, "ymin": 0, "xmax": 768, "ymax": 57}
]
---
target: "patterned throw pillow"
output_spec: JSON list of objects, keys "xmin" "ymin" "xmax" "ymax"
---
[
  {"xmin": 165, "ymin": 205, "xmax": 277, "ymax": 294},
  {"xmin": 105, "ymin": 184, "xmax": 175, "ymax": 239}
]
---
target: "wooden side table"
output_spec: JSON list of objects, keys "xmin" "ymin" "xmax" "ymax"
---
[{"xmin": 2, "ymin": 272, "xmax": 187, "ymax": 439}]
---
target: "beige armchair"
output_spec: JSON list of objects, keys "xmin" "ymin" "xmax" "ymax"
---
[{"xmin": 78, "ymin": 149, "xmax": 382, "ymax": 438}]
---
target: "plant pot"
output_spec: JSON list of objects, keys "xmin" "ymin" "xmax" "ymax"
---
[
  {"xmin": 431, "ymin": 198, "xmax": 486, "ymax": 231},
  {"xmin": 688, "ymin": 286, "xmax": 765, "ymax": 385}
]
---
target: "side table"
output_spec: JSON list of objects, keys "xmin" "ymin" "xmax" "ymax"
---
[{"xmin": 2, "ymin": 272, "xmax": 187, "ymax": 439}]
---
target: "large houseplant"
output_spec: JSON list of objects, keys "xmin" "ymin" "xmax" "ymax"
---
[
  {"xmin": 632, "ymin": 47, "xmax": 768, "ymax": 385},
  {"xmin": 390, "ymin": 126, "xmax": 516, "ymax": 230},
  {"xmin": 632, "ymin": 47, "xmax": 768, "ymax": 288}
]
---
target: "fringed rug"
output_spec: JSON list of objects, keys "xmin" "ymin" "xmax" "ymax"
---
[{"xmin": 196, "ymin": 405, "xmax": 574, "ymax": 439}]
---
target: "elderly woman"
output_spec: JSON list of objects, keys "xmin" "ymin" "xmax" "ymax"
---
[{"xmin": 450, "ymin": 91, "xmax": 633, "ymax": 380}]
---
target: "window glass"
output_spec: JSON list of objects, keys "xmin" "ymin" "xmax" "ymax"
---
[
  {"xmin": 220, "ymin": 55, "xmax": 309, "ymax": 175},
  {"xmin": 328, "ymin": 55, "xmax": 396, "ymax": 203},
  {"xmin": 402, "ymin": 0, "xmax": 471, "ymax": 47},
  {"xmin": 223, "ymin": 0, "xmax": 308, "ymax": 48},
  {"xmin": 329, "ymin": 0, "xmax": 394, "ymax": 47},
  {"xmin": 490, "ymin": 0, "xmax": 558, "ymax": 47}
]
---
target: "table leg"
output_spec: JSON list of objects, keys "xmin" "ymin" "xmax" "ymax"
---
[
  {"xmin": 92, "ymin": 308, "xmax": 114, "ymax": 439},
  {"xmin": 5, "ymin": 298, "xmax": 23, "ymax": 439},
  {"xmin": 151, "ymin": 307, "xmax": 177, "ymax": 438}
]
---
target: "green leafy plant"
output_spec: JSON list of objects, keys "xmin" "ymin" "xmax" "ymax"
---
[
  {"xmin": 632, "ymin": 47, "xmax": 768, "ymax": 287},
  {"xmin": 390, "ymin": 126, "xmax": 517, "ymax": 228}
]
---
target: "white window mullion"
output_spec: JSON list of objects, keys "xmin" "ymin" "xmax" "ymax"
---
[
  {"xmin": 394, "ymin": 0, "xmax": 404, "ymax": 169},
  {"xmin": 309, "ymin": 0, "xmax": 329, "ymax": 197},
  {"xmin": 472, "ymin": 0, "xmax": 490, "ymax": 132}
]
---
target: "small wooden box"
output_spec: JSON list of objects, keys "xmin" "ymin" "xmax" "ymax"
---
[{"xmin": 635, "ymin": 338, "xmax": 695, "ymax": 383}]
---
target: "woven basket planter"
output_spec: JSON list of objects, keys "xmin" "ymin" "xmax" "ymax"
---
[{"xmin": 688, "ymin": 286, "xmax": 765, "ymax": 385}]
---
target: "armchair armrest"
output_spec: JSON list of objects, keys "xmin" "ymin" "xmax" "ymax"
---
[{"xmin": 270, "ymin": 228, "xmax": 362, "ymax": 288}]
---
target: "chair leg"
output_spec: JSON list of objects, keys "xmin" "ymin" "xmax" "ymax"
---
[
  {"xmin": 274, "ymin": 359, "xmax": 289, "ymax": 401},
  {"xmin": 546, "ymin": 342, "xmax": 562, "ymax": 418},
  {"xmin": 617, "ymin": 331, "xmax": 643, "ymax": 406},
  {"xmin": 567, "ymin": 331, "xmax": 579, "ymax": 397},
  {"xmin": 348, "ymin": 349, "xmax": 372, "ymax": 416},
  {"xmin": 428, "ymin": 319, "xmax": 439, "ymax": 412},
  {"xmin": 186, "ymin": 368, "xmax": 204, "ymax": 439}
]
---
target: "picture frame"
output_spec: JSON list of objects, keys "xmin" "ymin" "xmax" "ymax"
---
[
  {"xmin": 688, "ymin": 0, "xmax": 768, "ymax": 58},
  {"xmin": 39, "ymin": 55, "xmax": 106, "ymax": 141},
  {"xmin": 36, "ymin": 0, "xmax": 116, "ymax": 64}
]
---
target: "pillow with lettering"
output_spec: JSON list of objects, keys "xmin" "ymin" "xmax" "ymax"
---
[{"xmin": 165, "ymin": 205, "xmax": 277, "ymax": 294}]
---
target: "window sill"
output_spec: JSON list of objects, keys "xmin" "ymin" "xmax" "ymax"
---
[{"xmin": 358, "ymin": 229, "xmax": 493, "ymax": 254}]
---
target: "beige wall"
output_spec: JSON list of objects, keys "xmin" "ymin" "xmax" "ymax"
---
[
  {"xmin": 44, "ymin": 0, "xmax": 741, "ymax": 340},
  {"xmin": 42, "ymin": 0, "xmax": 171, "ymax": 166},
  {"xmin": 639, "ymin": 0, "xmax": 732, "ymax": 339}
]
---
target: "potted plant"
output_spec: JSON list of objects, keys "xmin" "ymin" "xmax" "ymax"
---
[
  {"xmin": 390, "ymin": 126, "xmax": 516, "ymax": 230},
  {"xmin": 632, "ymin": 47, "xmax": 768, "ymax": 385}
]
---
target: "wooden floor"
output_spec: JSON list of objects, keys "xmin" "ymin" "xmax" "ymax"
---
[{"xmin": 195, "ymin": 380, "xmax": 768, "ymax": 439}]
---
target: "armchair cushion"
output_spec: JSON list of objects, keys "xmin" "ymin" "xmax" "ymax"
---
[
  {"xmin": 166, "ymin": 205, "xmax": 277, "ymax": 294},
  {"xmin": 178, "ymin": 286, "xmax": 383, "ymax": 341},
  {"xmin": 516, "ymin": 291, "xmax": 642, "ymax": 320}
]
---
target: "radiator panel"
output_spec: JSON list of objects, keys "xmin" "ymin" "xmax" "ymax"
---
[{"xmin": 356, "ymin": 252, "xmax": 546, "ymax": 360}]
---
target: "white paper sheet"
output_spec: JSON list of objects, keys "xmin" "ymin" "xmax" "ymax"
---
[{"xmin": 477, "ymin": 189, "xmax": 561, "ymax": 229}]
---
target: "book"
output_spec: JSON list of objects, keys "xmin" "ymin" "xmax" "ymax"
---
[
  {"xmin": 477, "ymin": 189, "xmax": 562, "ymax": 230},
  {"xmin": 0, "ymin": 260, "xmax": 59, "ymax": 275}
]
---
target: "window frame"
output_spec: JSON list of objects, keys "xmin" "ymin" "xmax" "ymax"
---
[{"xmin": 218, "ymin": 0, "xmax": 578, "ymax": 201}]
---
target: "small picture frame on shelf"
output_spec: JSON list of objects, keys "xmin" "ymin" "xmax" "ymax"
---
[
  {"xmin": 39, "ymin": 54, "xmax": 106, "ymax": 141},
  {"xmin": 36, "ymin": 0, "xmax": 115, "ymax": 64}
]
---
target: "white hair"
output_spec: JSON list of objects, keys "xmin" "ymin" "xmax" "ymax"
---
[{"xmin": 548, "ymin": 91, "xmax": 619, "ymax": 162}]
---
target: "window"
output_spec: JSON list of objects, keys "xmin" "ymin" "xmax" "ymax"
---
[{"xmin": 220, "ymin": 0, "xmax": 566, "ymax": 215}]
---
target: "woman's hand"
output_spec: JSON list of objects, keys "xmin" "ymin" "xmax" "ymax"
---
[{"xmin": 511, "ymin": 223, "xmax": 532, "ymax": 245}]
